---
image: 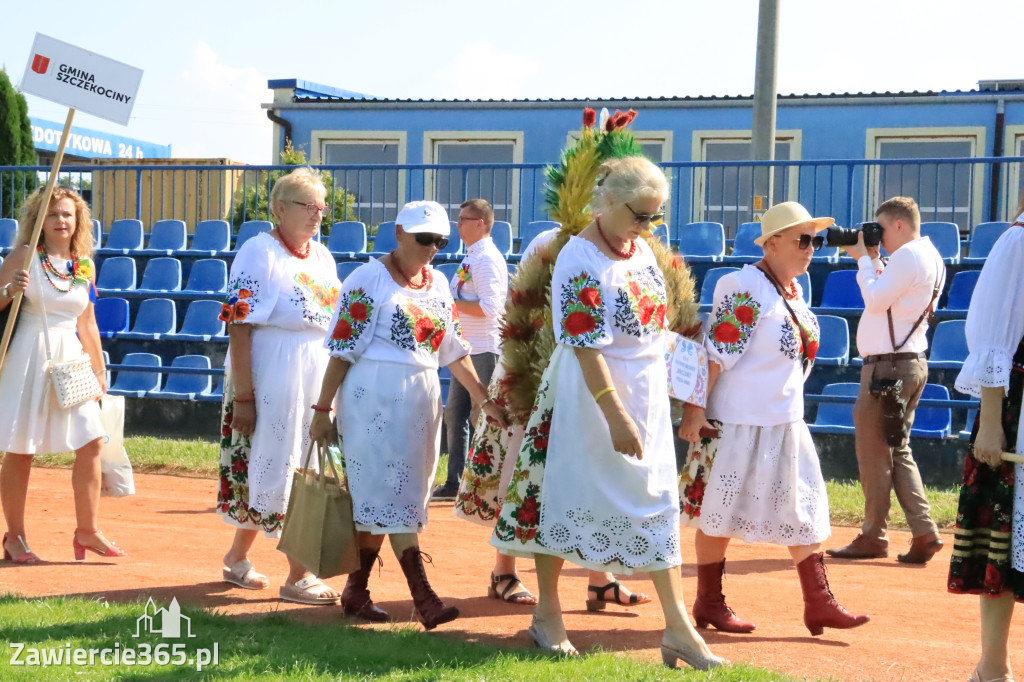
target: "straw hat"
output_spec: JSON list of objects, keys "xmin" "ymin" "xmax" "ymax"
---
[{"xmin": 753, "ymin": 202, "xmax": 835, "ymax": 246}]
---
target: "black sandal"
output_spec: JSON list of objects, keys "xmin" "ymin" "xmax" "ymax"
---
[
  {"xmin": 488, "ymin": 573, "xmax": 536, "ymax": 604},
  {"xmin": 586, "ymin": 580, "xmax": 651, "ymax": 612}
]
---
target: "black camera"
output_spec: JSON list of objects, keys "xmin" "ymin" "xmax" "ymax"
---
[
  {"xmin": 825, "ymin": 222, "xmax": 884, "ymax": 248},
  {"xmin": 869, "ymin": 377, "xmax": 909, "ymax": 446}
]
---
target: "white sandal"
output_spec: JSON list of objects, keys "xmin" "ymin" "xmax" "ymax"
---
[
  {"xmin": 222, "ymin": 559, "xmax": 269, "ymax": 590},
  {"xmin": 279, "ymin": 575, "xmax": 340, "ymax": 605}
]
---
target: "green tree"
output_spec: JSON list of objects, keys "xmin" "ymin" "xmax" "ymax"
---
[
  {"xmin": 0, "ymin": 69, "xmax": 38, "ymax": 219},
  {"xmin": 231, "ymin": 141, "xmax": 357, "ymax": 230}
]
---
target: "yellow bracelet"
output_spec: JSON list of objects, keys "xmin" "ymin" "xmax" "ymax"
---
[{"xmin": 593, "ymin": 386, "xmax": 617, "ymax": 403}]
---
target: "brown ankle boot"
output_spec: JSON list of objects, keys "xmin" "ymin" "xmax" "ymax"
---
[
  {"xmin": 692, "ymin": 560, "xmax": 756, "ymax": 633},
  {"xmin": 397, "ymin": 547, "xmax": 459, "ymax": 630},
  {"xmin": 342, "ymin": 548, "xmax": 390, "ymax": 623},
  {"xmin": 796, "ymin": 552, "xmax": 870, "ymax": 636}
]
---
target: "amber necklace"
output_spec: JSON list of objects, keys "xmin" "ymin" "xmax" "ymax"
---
[
  {"xmin": 390, "ymin": 250, "xmax": 430, "ymax": 290},
  {"xmin": 595, "ymin": 216, "xmax": 637, "ymax": 259}
]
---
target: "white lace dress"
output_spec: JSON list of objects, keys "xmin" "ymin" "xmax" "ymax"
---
[
  {"xmin": 326, "ymin": 259, "xmax": 470, "ymax": 534},
  {"xmin": 691, "ymin": 265, "xmax": 831, "ymax": 546},
  {"xmin": 218, "ymin": 233, "xmax": 340, "ymax": 536},
  {"xmin": 491, "ymin": 237, "xmax": 681, "ymax": 574},
  {"xmin": 0, "ymin": 253, "xmax": 103, "ymax": 454}
]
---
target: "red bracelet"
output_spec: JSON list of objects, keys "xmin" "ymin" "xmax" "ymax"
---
[
  {"xmin": 233, "ymin": 395, "xmax": 255, "ymax": 404},
  {"xmin": 311, "ymin": 404, "xmax": 332, "ymax": 413}
]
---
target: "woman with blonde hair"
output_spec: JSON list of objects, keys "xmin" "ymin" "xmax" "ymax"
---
[
  {"xmin": 218, "ymin": 167, "xmax": 343, "ymax": 604},
  {"xmin": 0, "ymin": 186, "xmax": 122, "ymax": 563}
]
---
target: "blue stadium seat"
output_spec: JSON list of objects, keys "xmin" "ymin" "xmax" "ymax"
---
[
  {"xmin": 912, "ymin": 383, "xmax": 953, "ymax": 438},
  {"xmin": 964, "ymin": 222, "xmax": 1010, "ymax": 265},
  {"xmin": 437, "ymin": 233, "xmax": 463, "ymax": 259},
  {"xmin": 337, "ymin": 261, "xmax": 362, "ymax": 282},
  {"xmin": 184, "ymin": 220, "xmax": 231, "ymax": 255},
  {"xmin": 204, "ymin": 377, "xmax": 225, "ymax": 402},
  {"xmin": 724, "ymin": 222, "xmax": 763, "ymax": 262},
  {"xmin": 137, "ymin": 257, "xmax": 182, "ymax": 292},
  {"xmin": 815, "ymin": 270, "xmax": 864, "ymax": 314},
  {"xmin": 507, "ymin": 261, "xmax": 518, "ymax": 277},
  {"xmin": 928, "ymin": 319, "xmax": 968, "ymax": 370},
  {"xmin": 699, "ymin": 267, "xmax": 740, "ymax": 309},
  {"xmin": 102, "ymin": 350, "xmax": 110, "ymax": 387},
  {"xmin": 98, "ymin": 219, "xmax": 144, "ymax": 254},
  {"xmin": 94, "ymin": 297, "xmax": 129, "ymax": 338},
  {"xmin": 676, "ymin": 222, "xmax": 725, "ymax": 263},
  {"xmin": 960, "ymin": 408, "xmax": 977, "ymax": 441},
  {"xmin": 150, "ymin": 354, "xmax": 213, "ymax": 400},
  {"xmin": 92, "ymin": 219, "xmax": 102, "ymax": 249},
  {"xmin": 434, "ymin": 262, "xmax": 460, "ymax": 285},
  {"xmin": 141, "ymin": 219, "xmax": 187, "ymax": 255},
  {"xmin": 371, "ymin": 221, "xmax": 397, "ymax": 254},
  {"xmin": 234, "ymin": 220, "xmax": 272, "ymax": 250},
  {"xmin": 165, "ymin": 300, "xmax": 226, "ymax": 341},
  {"xmin": 519, "ymin": 221, "xmax": 561, "ymax": 254},
  {"xmin": 0, "ymin": 218, "xmax": 17, "ymax": 252},
  {"xmin": 808, "ymin": 383, "xmax": 859, "ymax": 434},
  {"xmin": 815, "ymin": 315, "xmax": 850, "ymax": 366},
  {"xmin": 943, "ymin": 270, "xmax": 980, "ymax": 313},
  {"xmin": 108, "ymin": 352, "xmax": 162, "ymax": 397},
  {"xmin": 120, "ymin": 298, "xmax": 176, "ymax": 340},
  {"xmin": 650, "ymin": 224, "xmax": 670, "ymax": 246},
  {"xmin": 327, "ymin": 221, "xmax": 367, "ymax": 256},
  {"xmin": 439, "ymin": 365, "xmax": 452, "ymax": 407},
  {"xmin": 492, "ymin": 221, "xmax": 513, "ymax": 256},
  {"xmin": 920, "ymin": 222, "xmax": 961, "ymax": 264},
  {"xmin": 96, "ymin": 257, "xmax": 137, "ymax": 292},
  {"xmin": 796, "ymin": 271, "xmax": 811, "ymax": 305},
  {"xmin": 182, "ymin": 259, "xmax": 227, "ymax": 294}
]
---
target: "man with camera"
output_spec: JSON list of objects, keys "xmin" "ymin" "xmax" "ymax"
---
[{"xmin": 826, "ymin": 196, "xmax": 946, "ymax": 564}]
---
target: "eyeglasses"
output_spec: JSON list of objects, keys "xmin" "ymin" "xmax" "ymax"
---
[
  {"xmin": 413, "ymin": 233, "xmax": 449, "ymax": 249},
  {"xmin": 625, "ymin": 203, "xmax": 665, "ymax": 224},
  {"xmin": 291, "ymin": 201, "xmax": 328, "ymax": 216},
  {"xmin": 458, "ymin": 215, "xmax": 483, "ymax": 224},
  {"xmin": 793, "ymin": 234, "xmax": 825, "ymax": 251}
]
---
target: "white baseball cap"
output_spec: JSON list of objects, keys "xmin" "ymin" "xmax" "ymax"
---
[{"xmin": 395, "ymin": 200, "xmax": 450, "ymax": 236}]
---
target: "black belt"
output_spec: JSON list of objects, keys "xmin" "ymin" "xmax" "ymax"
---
[{"xmin": 863, "ymin": 351, "xmax": 927, "ymax": 364}]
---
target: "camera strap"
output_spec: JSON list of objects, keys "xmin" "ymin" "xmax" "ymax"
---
[
  {"xmin": 755, "ymin": 262, "xmax": 812, "ymax": 376},
  {"xmin": 887, "ymin": 249, "xmax": 944, "ymax": 352}
]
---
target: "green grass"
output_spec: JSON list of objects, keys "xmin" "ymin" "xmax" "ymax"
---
[
  {"xmin": 28, "ymin": 437, "xmax": 960, "ymax": 531},
  {"xmin": 0, "ymin": 595, "xmax": 813, "ymax": 682}
]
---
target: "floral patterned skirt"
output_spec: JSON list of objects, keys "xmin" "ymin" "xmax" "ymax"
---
[
  {"xmin": 678, "ymin": 419, "xmax": 721, "ymax": 527},
  {"xmin": 949, "ymin": 365, "xmax": 1024, "ymax": 600}
]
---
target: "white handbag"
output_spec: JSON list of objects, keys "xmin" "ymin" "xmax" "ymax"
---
[{"xmin": 38, "ymin": 279, "xmax": 103, "ymax": 409}]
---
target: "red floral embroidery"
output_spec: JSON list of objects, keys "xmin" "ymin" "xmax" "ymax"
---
[
  {"xmin": 655, "ymin": 304, "xmax": 667, "ymax": 328},
  {"xmin": 564, "ymin": 311, "xmax": 597, "ymax": 336},
  {"xmin": 414, "ymin": 317, "xmax": 436, "ymax": 342},
  {"xmin": 714, "ymin": 321, "xmax": 741, "ymax": 344},
  {"xmin": 806, "ymin": 339, "xmax": 819, "ymax": 362},
  {"xmin": 349, "ymin": 301, "xmax": 368, "ymax": 322},
  {"xmin": 579, "ymin": 286, "xmax": 601, "ymax": 308},
  {"xmin": 637, "ymin": 295, "xmax": 655, "ymax": 325},
  {"xmin": 735, "ymin": 304, "xmax": 755, "ymax": 326},
  {"xmin": 430, "ymin": 329, "xmax": 445, "ymax": 351},
  {"xmin": 628, "ymin": 281, "xmax": 642, "ymax": 297},
  {"xmin": 518, "ymin": 496, "xmax": 540, "ymax": 526},
  {"xmin": 332, "ymin": 319, "xmax": 352, "ymax": 340}
]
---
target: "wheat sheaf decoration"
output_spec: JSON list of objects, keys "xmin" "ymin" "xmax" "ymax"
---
[{"xmin": 498, "ymin": 108, "xmax": 699, "ymax": 423}]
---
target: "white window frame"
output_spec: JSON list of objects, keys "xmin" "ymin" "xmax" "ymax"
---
[
  {"xmin": 865, "ymin": 126, "xmax": 986, "ymax": 227},
  {"xmin": 1004, "ymin": 125, "xmax": 1024, "ymax": 219},
  {"xmin": 690, "ymin": 129, "xmax": 802, "ymax": 222},
  {"xmin": 310, "ymin": 130, "xmax": 408, "ymax": 218},
  {"xmin": 423, "ymin": 131, "xmax": 523, "ymax": 226}
]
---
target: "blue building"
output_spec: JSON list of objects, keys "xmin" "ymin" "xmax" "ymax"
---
[{"xmin": 263, "ymin": 78, "xmax": 1024, "ymax": 236}]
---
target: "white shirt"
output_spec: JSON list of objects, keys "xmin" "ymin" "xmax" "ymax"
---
[
  {"xmin": 855, "ymin": 236, "xmax": 946, "ymax": 356},
  {"xmin": 521, "ymin": 227, "xmax": 561, "ymax": 262},
  {"xmin": 450, "ymin": 236, "xmax": 508, "ymax": 355}
]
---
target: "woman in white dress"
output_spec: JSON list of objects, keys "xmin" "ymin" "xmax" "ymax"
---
[
  {"xmin": 0, "ymin": 186, "xmax": 122, "ymax": 563},
  {"xmin": 947, "ymin": 203, "xmax": 1024, "ymax": 682},
  {"xmin": 491, "ymin": 157, "xmax": 721, "ymax": 669},
  {"xmin": 679, "ymin": 201, "xmax": 868, "ymax": 636},
  {"xmin": 311, "ymin": 200, "xmax": 504, "ymax": 630},
  {"xmin": 217, "ymin": 168, "xmax": 342, "ymax": 604}
]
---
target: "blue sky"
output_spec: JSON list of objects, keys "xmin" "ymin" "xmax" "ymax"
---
[{"xmin": 2, "ymin": 0, "xmax": 1021, "ymax": 163}]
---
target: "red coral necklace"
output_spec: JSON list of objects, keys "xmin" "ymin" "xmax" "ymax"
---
[
  {"xmin": 275, "ymin": 229, "xmax": 310, "ymax": 259},
  {"xmin": 595, "ymin": 216, "xmax": 636, "ymax": 259},
  {"xmin": 758, "ymin": 259, "xmax": 799, "ymax": 300},
  {"xmin": 390, "ymin": 250, "xmax": 430, "ymax": 290}
]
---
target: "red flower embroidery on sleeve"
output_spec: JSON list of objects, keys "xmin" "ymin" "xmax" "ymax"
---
[
  {"xmin": 332, "ymin": 319, "xmax": 352, "ymax": 340},
  {"xmin": 734, "ymin": 305, "xmax": 754, "ymax": 326},
  {"xmin": 349, "ymin": 301, "xmax": 368, "ymax": 322},
  {"xmin": 713, "ymin": 321, "xmax": 741, "ymax": 344},
  {"xmin": 579, "ymin": 286, "xmax": 602, "ymax": 308},
  {"xmin": 564, "ymin": 311, "xmax": 597, "ymax": 336},
  {"xmin": 414, "ymin": 317, "xmax": 436, "ymax": 342}
]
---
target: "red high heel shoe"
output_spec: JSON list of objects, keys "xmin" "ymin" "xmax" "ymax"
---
[
  {"xmin": 3, "ymin": 533, "xmax": 41, "ymax": 564},
  {"xmin": 73, "ymin": 529, "xmax": 126, "ymax": 561}
]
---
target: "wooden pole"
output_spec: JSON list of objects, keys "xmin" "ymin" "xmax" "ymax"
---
[
  {"xmin": 0, "ymin": 107, "xmax": 76, "ymax": 372},
  {"xmin": 1002, "ymin": 452, "xmax": 1024, "ymax": 463}
]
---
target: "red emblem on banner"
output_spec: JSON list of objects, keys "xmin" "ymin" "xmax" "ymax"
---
[{"xmin": 31, "ymin": 54, "xmax": 50, "ymax": 74}]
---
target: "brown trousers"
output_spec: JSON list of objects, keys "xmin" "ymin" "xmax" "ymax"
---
[{"xmin": 852, "ymin": 356, "xmax": 938, "ymax": 544}]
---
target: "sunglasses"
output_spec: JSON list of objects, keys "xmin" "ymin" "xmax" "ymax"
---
[
  {"xmin": 625, "ymin": 202, "xmax": 665, "ymax": 224},
  {"xmin": 793, "ymin": 234, "xmax": 825, "ymax": 251},
  {"xmin": 413, "ymin": 233, "xmax": 449, "ymax": 249}
]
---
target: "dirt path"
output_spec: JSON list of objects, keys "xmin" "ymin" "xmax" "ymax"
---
[{"xmin": 1, "ymin": 468, "xmax": 1007, "ymax": 681}]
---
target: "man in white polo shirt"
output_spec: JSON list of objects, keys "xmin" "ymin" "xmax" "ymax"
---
[
  {"xmin": 827, "ymin": 196, "xmax": 947, "ymax": 564},
  {"xmin": 435, "ymin": 199, "xmax": 509, "ymax": 498}
]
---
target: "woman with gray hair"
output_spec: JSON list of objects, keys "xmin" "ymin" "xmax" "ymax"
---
[
  {"xmin": 217, "ymin": 167, "xmax": 343, "ymax": 605},
  {"xmin": 492, "ymin": 156, "xmax": 721, "ymax": 669}
]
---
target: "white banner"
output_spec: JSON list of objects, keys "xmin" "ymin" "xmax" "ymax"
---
[{"xmin": 20, "ymin": 34, "xmax": 142, "ymax": 126}]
